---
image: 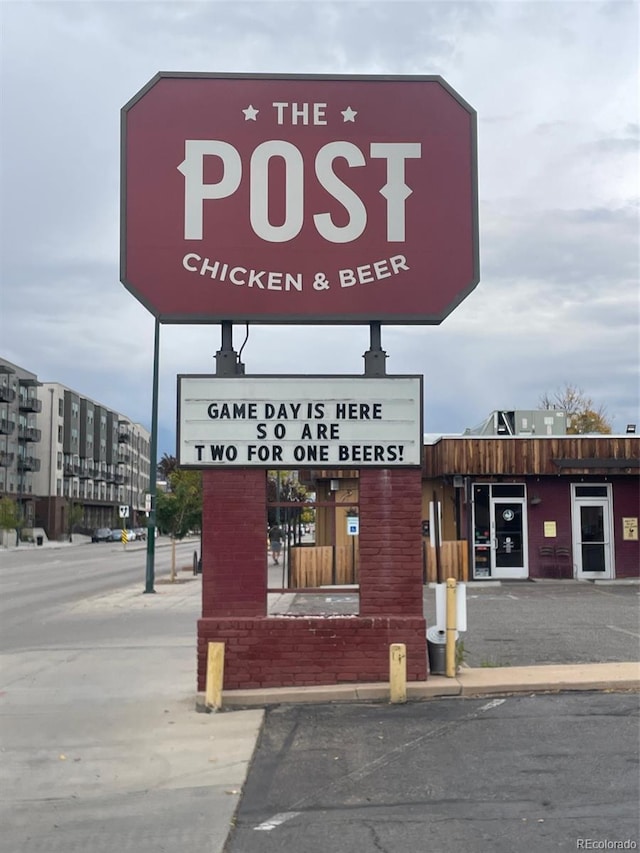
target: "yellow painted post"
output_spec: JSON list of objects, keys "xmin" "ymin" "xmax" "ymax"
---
[
  {"xmin": 446, "ymin": 578, "xmax": 457, "ymax": 677},
  {"xmin": 389, "ymin": 643, "xmax": 407, "ymax": 704},
  {"xmin": 205, "ymin": 642, "xmax": 225, "ymax": 710}
]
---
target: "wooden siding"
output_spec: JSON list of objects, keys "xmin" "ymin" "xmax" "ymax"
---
[{"xmin": 423, "ymin": 437, "xmax": 640, "ymax": 477}]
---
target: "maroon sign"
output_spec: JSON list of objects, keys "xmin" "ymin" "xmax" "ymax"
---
[{"xmin": 121, "ymin": 73, "xmax": 478, "ymax": 324}]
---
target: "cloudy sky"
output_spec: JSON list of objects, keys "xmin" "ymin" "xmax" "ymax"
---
[{"xmin": 1, "ymin": 0, "xmax": 638, "ymax": 458}]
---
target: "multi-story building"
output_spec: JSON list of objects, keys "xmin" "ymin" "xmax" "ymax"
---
[
  {"xmin": 0, "ymin": 360, "xmax": 43, "ymax": 528},
  {"xmin": 0, "ymin": 358, "xmax": 151, "ymax": 541}
]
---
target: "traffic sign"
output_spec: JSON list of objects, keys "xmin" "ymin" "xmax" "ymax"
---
[
  {"xmin": 121, "ymin": 73, "xmax": 478, "ymax": 325},
  {"xmin": 119, "ymin": 504, "xmax": 129, "ymax": 519}
]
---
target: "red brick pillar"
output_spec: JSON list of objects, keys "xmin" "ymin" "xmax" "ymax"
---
[
  {"xmin": 200, "ymin": 469, "xmax": 267, "ymax": 617},
  {"xmin": 358, "ymin": 468, "xmax": 424, "ymax": 616}
]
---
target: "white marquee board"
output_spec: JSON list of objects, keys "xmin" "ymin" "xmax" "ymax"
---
[{"xmin": 178, "ymin": 375, "xmax": 423, "ymax": 468}]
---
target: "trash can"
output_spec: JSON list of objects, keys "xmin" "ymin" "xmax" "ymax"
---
[
  {"xmin": 427, "ymin": 627, "xmax": 447, "ymax": 675},
  {"xmin": 36, "ymin": 535, "xmax": 44, "ymax": 547}
]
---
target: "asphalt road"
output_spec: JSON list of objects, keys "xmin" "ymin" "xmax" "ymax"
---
[
  {"xmin": 0, "ymin": 538, "xmax": 200, "ymax": 651},
  {"xmin": 285, "ymin": 580, "xmax": 640, "ymax": 667},
  {"xmin": 227, "ymin": 693, "xmax": 640, "ymax": 853}
]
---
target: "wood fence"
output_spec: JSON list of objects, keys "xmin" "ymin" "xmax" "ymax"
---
[
  {"xmin": 289, "ymin": 545, "xmax": 358, "ymax": 588},
  {"xmin": 425, "ymin": 540, "xmax": 469, "ymax": 583}
]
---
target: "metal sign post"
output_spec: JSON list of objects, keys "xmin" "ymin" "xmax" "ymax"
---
[{"xmin": 144, "ymin": 316, "xmax": 160, "ymax": 594}]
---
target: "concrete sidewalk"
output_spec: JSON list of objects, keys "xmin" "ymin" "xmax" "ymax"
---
[{"xmin": 218, "ymin": 660, "xmax": 640, "ymax": 708}]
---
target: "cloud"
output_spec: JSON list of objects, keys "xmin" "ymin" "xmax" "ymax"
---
[{"xmin": 1, "ymin": 0, "xmax": 638, "ymax": 457}]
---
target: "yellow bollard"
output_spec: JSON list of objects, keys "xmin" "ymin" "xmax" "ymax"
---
[
  {"xmin": 389, "ymin": 643, "xmax": 407, "ymax": 704},
  {"xmin": 205, "ymin": 642, "xmax": 225, "ymax": 710},
  {"xmin": 446, "ymin": 578, "xmax": 457, "ymax": 677}
]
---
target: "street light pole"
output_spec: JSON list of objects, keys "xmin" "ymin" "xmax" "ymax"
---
[{"xmin": 144, "ymin": 316, "xmax": 160, "ymax": 594}]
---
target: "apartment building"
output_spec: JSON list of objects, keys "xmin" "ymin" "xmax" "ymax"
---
[
  {"xmin": 0, "ymin": 358, "xmax": 151, "ymax": 541},
  {"xmin": 0, "ymin": 360, "xmax": 42, "ymax": 528}
]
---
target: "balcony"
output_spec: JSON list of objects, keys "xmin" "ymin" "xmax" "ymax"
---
[
  {"xmin": 0, "ymin": 386, "xmax": 16, "ymax": 403},
  {"xmin": 118, "ymin": 429, "xmax": 131, "ymax": 443},
  {"xmin": 93, "ymin": 468, "xmax": 106, "ymax": 481},
  {"xmin": 18, "ymin": 456, "xmax": 41, "ymax": 472},
  {"xmin": 0, "ymin": 451, "xmax": 15, "ymax": 467},
  {"xmin": 0, "ymin": 419, "xmax": 15, "ymax": 435},
  {"xmin": 18, "ymin": 424, "xmax": 42, "ymax": 442},
  {"xmin": 19, "ymin": 397, "xmax": 42, "ymax": 413},
  {"xmin": 79, "ymin": 461, "xmax": 95, "ymax": 479},
  {"xmin": 63, "ymin": 462, "xmax": 80, "ymax": 477},
  {"xmin": 118, "ymin": 451, "xmax": 130, "ymax": 464}
]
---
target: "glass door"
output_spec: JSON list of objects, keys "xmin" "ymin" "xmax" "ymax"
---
[
  {"xmin": 491, "ymin": 499, "xmax": 528, "ymax": 579},
  {"xmin": 573, "ymin": 498, "xmax": 612, "ymax": 579},
  {"xmin": 472, "ymin": 484, "xmax": 528, "ymax": 579}
]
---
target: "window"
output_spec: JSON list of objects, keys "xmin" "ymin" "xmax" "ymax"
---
[
  {"xmin": 56, "ymin": 479, "xmax": 62, "ymax": 496},
  {"xmin": 57, "ymin": 452, "xmax": 62, "ymax": 470},
  {"xmin": 575, "ymin": 486, "xmax": 608, "ymax": 497},
  {"xmin": 492, "ymin": 484, "xmax": 525, "ymax": 498},
  {"xmin": 58, "ymin": 398, "xmax": 64, "ymax": 416},
  {"xmin": 57, "ymin": 425, "xmax": 63, "ymax": 443}
]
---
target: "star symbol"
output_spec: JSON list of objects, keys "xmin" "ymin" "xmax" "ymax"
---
[
  {"xmin": 242, "ymin": 105, "xmax": 259, "ymax": 121},
  {"xmin": 341, "ymin": 106, "xmax": 357, "ymax": 122}
]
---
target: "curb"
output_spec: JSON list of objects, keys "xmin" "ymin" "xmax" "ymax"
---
[{"xmin": 202, "ymin": 661, "xmax": 640, "ymax": 710}]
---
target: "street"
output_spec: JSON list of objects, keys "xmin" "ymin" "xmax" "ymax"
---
[{"xmin": 0, "ymin": 538, "xmax": 201, "ymax": 651}]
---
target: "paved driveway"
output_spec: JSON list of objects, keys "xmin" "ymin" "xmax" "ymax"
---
[{"xmin": 227, "ymin": 692, "xmax": 640, "ymax": 853}]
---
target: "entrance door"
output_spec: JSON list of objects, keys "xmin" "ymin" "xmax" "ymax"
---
[
  {"xmin": 472, "ymin": 484, "xmax": 528, "ymax": 580},
  {"xmin": 491, "ymin": 499, "xmax": 528, "ymax": 579},
  {"xmin": 573, "ymin": 495, "xmax": 612, "ymax": 579}
]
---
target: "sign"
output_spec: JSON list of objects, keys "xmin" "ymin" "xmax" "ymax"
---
[
  {"xmin": 347, "ymin": 516, "xmax": 359, "ymax": 536},
  {"xmin": 622, "ymin": 517, "xmax": 638, "ymax": 541},
  {"xmin": 122, "ymin": 73, "xmax": 478, "ymax": 324},
  {"xmin": 144, "ymin": 494, "xmax": 152, "ymax": 513},
  {"xmin": 544, "ymin": 521, "xmax": 557, "ymax": 538},
  {"xmin": 119, "ymin": 504, "xmax": 130, "ymax": 519},
  {"xmin": 177, "ymin": 375, "xmax": 422, "ymax": 468}
]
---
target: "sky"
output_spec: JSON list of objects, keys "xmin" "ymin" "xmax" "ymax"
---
[{"xmin": 1, "ymin": 0, "xmax": 638, "ymax": 460}]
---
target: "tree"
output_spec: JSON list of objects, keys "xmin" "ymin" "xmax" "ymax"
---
[
  {"xmin": 67, "ymin": 499, "xmax": 85, "ymax": 543},
  {"xmin": 155, "ymin": 468, "xmax": 202, "ymax": 539},
  {"xmin": 157, "ymin": 453, "xmax": 178, "ymax": 481},
  {"xmin": 0, "ymin": 497, "xmax": 20, "ymax": 547},
  {"xmin": 539, "ymin": 383, "xmax": 612, "ymax": 434},
  {"xmin": 267, "ymin": 471, "xmax": 311, "ymax": 543}
]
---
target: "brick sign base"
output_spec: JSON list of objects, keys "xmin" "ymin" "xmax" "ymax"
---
[{"xmin": 197, "ymin": 468, "xmax": 427, "ymax": 691}]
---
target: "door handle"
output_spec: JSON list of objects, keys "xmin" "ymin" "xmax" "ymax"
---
[{"xmin": 492, "ymin": 537, "xmax": 498, "ymax": 550}]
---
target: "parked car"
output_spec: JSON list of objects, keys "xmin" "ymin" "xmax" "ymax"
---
[
  {"xmin": 110, "ymin": 528, "xmax": 136, "ymax": 542},
  {"xmin": 91, "ymin": 527, "xmax": 112, "ymax": 543},
  {"xmin": 133, "ymin": 527, "xmax": 146, "ymax": 541}
]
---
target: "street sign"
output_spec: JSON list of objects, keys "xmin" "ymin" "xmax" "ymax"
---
[
  {"xmin": 122, "ymin": 73, "xmax": 478, "ymax": 324},
  {"xmin": 144, "ymin": 494, "xmax": 152, "ymax": 513},
  {"xmin": 347, "ymin": 516, "xmax": 359, "ymax": 536},
  {"xmin": 119, "ymin": 504, "xmax": 129, "ymax": 519}
]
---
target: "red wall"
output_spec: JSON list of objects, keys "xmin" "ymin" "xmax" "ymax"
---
[
  {"xmin": 612, "ymin": 479, "xmax": 640, "ymax": 578},
  {"xmin": 526, "ymin": 477, "xmax": 639, "ymax": 579},
  {"xmin": 198, "ymin": 616, "xmax": 427, "ymax": 689},
  {"xmin": 527, "ymin": 479, "xmax": 573, "ymax": 579},
  {"xmin": 197, "ymin": 468, "xmax": 427, "ymax": 691}
]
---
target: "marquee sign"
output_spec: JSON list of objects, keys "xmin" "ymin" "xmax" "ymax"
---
[
  {"xmin": 177, "ymin": 375, "xmax": 423, "ymax": 468},
  {"xmin": 121, "ymin": 73, "xmax": 478, "ymax": 324}
]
